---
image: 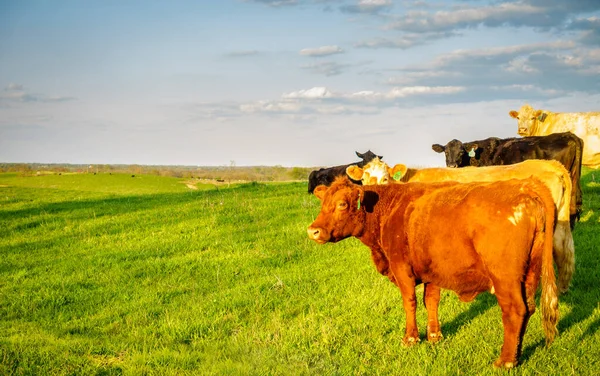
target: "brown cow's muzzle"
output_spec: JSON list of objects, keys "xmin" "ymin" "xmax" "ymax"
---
[{"xmin": 307, "ymin": 226, "xmax": 329, "ymax": 244}]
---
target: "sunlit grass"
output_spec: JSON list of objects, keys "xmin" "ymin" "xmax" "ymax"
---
[{"xmin": 1, "ymin": 170, "xmax": 599, "ymax": 375}]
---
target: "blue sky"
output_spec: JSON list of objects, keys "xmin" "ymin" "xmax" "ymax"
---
[{"xmin": 1, "ymin": 0, "xmax": 599, "ymax": 167}]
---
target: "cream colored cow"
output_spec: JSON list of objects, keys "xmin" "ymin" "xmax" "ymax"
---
[
  {"xmin": 347, "ymin": 157, "xmax": 575, "ymax": 294},
  {"xmin": 509, "ymin": 104, "xmax": 600, "ymax": 169}
]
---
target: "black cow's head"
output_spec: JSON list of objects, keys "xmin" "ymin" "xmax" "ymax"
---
[
  {"xmin": 355, "ymin": 150, "xmax": 383, "ymax": 164},
  {"xmin": 432, "ymin": 139, "xmax": 480, "ymax": 168}
]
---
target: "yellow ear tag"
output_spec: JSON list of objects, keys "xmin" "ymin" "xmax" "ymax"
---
[
  {"xmin": 468, "ymin": 149, "xmax": 476, "ymax": 158},
  {"xmin": 393, "ymin": 171, "xmax": 402, "ymax": 181},
  {"xmin": 357, "ymin": 198, "xmax": 361, "ymax": 210}
]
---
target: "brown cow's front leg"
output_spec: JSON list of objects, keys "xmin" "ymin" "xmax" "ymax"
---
[
  {"xmin": 493, "ymin": 284, "xmax": 528, "ymax": 369},
  {"xmin": 423, "ymin": 283, "xmax": 443, "ymax": 343},
  {"xmin": 394, "ymin": 270, "xmax": 419, "ymax": 345}
]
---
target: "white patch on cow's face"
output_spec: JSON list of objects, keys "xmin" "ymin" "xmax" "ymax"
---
[
  {"xmin": 360, "ymin": 158, "xmax": 390, "ymax": 185},
  {"xmin": 508, "ymin": 203, "xmax": 525, "ymax": 226}
]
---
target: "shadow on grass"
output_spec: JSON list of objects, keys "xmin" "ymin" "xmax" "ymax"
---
[
  {"xmin": 439, "ymin": 293, "xmax": 497, "ymax": 339},
  {"xmin": 0, "ymin": 182, "xmax": 288, "ymax": 232},
  {"xmin": 0, "ymin": 188, "xmax": 217, "ymax": 222},
  {"xmin": 0, "ymin": 182, "xmax": 307, "ymax": 261}
]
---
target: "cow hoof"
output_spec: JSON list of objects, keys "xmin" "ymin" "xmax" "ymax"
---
[
  {"xmin": 493, "ymin": 359, "xmax": 517, "ymax": 369},
  {"xmin": 402, "ymin": 336, "xmax": 420, "ymax": 346},
  {"xmin": 558, "ymin": 285, "xmax": 569, "ymax": 295},
  {"xmin": 427, "ymin": 331, "xmax": 443, "ymax": 343}
]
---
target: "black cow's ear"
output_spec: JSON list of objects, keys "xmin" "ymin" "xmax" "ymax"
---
[
  {"xmin": 465, "ymin": 143, "xmax": 479, "ymax": 157},
  {"xmin": 432, "ymin": 144, "xmax": 445, "ymax": 153}
]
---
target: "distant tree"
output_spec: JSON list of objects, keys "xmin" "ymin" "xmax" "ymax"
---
[{"xmin": 289, "ymin": 167, "xmax": 310, "ymax": 181}]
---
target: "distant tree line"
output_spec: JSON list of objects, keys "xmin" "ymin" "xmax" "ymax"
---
[{"xmin": 0, "ymin": 163, "xmax": 315, "ymax": 182}]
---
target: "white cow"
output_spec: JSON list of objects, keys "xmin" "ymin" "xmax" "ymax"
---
[{"xmin": 509, "ymin": 104, "xmax": 600, "ymax": 169}]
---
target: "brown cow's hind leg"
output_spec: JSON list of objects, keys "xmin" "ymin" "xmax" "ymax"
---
[{"xmin": 493, "ymin": 283, "xmax": 528, "ymax": 369}]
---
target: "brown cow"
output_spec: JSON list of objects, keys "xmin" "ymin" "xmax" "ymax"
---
[{"xmin": 307, "ymin": 177, "xmax": 558, "ymax": 368}]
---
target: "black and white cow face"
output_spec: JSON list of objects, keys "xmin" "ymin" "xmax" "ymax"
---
[{"xmin": 432, "ymin": 139, "xmax": 479, "ymax": 168}]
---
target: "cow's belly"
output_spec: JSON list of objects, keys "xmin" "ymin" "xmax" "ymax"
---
[{"xmin": 420, "ymin": 267, "xmax": 493, "ymax": 302}]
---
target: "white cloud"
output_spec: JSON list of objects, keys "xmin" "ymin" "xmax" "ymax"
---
[
  {"xmin": 433, "ymin": 41, "xmax": 575, "ymax": 65},
  {"xmin": 359, "ymin": 0, "xmax": 391, "ymax": 5},
  {"xmin": 489, "ymin": 84, "xmax": 563, "ymax": 96},
  {"xmin": 299, "ymin": 45, "xmax": 344, "ymax": 57},
  {"xmin": 282, "ymin": 86, "xmax": 334, "ymax": 99},
  {"xmin": 341, "ymin": 0, "xmax": 393, "ymax": 14},
  {"xmin": 387, "ymin": 86, "xmax": 465, "ymax": 97},
  {"xmin": 240, "ymin": 100, "xmax": 303, "ymax": 113},
  {"xmin": 386, "ymin": 2, "xmax": 551, "ymax": 32}
]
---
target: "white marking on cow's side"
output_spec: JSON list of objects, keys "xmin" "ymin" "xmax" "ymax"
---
[
  {"xmin": 508, "ymin": 203, "xmax": 525, "ymax": 226},
  {"xmin": 490, "ymin": 286, "xmax": 495, "ymax": 295}
]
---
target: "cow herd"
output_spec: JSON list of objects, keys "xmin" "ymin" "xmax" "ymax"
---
[{"xmin": 305, "ymin": 104, "xmax": 600, "ymax": 368}]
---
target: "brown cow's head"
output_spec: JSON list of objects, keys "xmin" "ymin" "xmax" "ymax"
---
[
  {"xmin": 307, "ymin": 177, "xmax": 366, "ymax": 244},
  {"xmin": 432, "ymin": 139, "xmax": 479, "ymax": 168},
  {"xmin": 509, "ymin": 104, "xmax": 544, "ymax": 136}
]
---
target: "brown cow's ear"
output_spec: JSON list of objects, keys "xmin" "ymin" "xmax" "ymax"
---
[
  {"xmin": 509, "ymin": 110, "xmax": 519, "ymax": 119},
  {"xmin": 389, "ymin": 164, "xmax": 408, "ymax": 181},
  {"xmin": 352, "ymin": 187, "xmax": 364, "ymax": 210},
  {"xmin": 346, "ymin": 165, "xmax": 364, "ymax": 181},
  {"xmin": 431, "ymin": 144, "xmax": 445, "ymax": 153},
  {"xmin": 313, "ymin": 185, "xmax": 327, "ymax": 200}
]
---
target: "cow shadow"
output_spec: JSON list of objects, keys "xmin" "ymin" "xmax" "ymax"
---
[
  {"xmin": 439, "ymin": 292, "xmax": 497, "ymax": 338},
  {"xmin": 519, "ymin": 231, "xmax": 600, "ymax": 363}
]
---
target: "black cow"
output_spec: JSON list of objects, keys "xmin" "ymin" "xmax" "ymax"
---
[
  {"xmin": 307, "ymin": 150, "xmax": 382, "ymax": 193},
  {"xmin": 432, "ymin": 132, "xmax": 583, "ymax": 227}
]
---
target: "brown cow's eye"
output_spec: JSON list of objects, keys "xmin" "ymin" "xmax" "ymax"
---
[{"xmin": 337, "ymin": 201, "xmax": 348, "ymax": 210}]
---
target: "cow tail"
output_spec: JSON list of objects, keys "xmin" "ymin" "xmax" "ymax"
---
[{"xmin": 539, "ymin": 183, "xmax": 559, "ymax": 346}]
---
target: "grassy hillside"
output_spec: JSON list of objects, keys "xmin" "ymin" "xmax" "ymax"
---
[{"xmin": 1, "ymin": 170, "xmax": 599, "ymax": 375}]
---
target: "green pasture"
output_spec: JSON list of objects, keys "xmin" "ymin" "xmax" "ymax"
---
[{"xmin": 1, "ymin": 171, "xmax": 599, "ymax": 375}]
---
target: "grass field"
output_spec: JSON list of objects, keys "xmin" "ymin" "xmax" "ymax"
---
[{"xmin": 1, "ymin": 171, "xmax": 599, "ymax": 375}]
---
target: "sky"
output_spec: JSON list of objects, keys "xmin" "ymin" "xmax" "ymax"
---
[{"xmin": 1, "ymin": 0, "xmax": 599, "ymax": 168}]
